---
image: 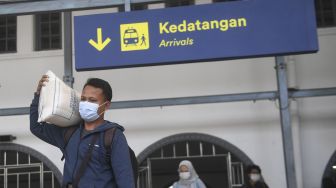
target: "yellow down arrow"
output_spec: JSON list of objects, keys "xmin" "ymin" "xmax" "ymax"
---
[{"xmin": 88, "ymin": 28, "xmax": 111, "ymax": 51}]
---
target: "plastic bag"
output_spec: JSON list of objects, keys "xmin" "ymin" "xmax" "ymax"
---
[{"xmin": 38, "ymin": 70, "xmax": 81, "ymax": 127}]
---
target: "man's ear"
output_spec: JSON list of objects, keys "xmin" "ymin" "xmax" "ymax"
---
[{"xmin": 105, "ymin": 101, "xmax": 111, "ymax": 110}]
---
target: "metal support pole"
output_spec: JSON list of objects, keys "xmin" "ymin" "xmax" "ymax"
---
[
  {"xmin": 147, "ymin": 158, "xmax": 152, "ymax": 188},
  {"xmin": 40, "ymin": 163, "xmax": 44, "ymax": 188},
  {"xmin": 63, "ymin": 11, "xmax": 74, "ymax": 88},
  {"xmin": 275, "ymin": 56, "xmax": 297, "ymax": 188},
  {"xmin": 227, "ymin": 152, "xmax": 233, "ymax": 188},
  {"xmin": 1, "ymin": 87, "xmax": 336, "ymax": 116}
]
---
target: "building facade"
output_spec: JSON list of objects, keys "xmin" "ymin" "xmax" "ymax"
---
[{"xmin": 0, "ymin": 0, "xmax": 336, "ymax": 188}]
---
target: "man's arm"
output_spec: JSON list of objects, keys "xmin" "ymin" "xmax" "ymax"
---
[
  {"xmin": 110, "ymin": 129, "xmax": 135, "ymax": 188},
  {"xmin": 30, "ymin": 93, "xmax": 65, "ymax": 148}
]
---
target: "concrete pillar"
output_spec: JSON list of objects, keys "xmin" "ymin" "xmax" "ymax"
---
[
  {"xmin": 17, "ymin": 15, "xmax": 34, "ymax": 53},
  {"xmin": 148, "ymin": 3, "xmax": 165, "ymax": 9},
  {"xmin": 195, "ymin": 0, "xmax": 212, "ymax": 5}
]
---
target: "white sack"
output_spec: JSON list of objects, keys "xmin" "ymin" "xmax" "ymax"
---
[{"xmin": 38, "ymin": 70, "xmax": 81, "ymax": 127}]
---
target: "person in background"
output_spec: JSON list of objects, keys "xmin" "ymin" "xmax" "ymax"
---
[
  {"xmin": 172, "ymin": 160, "xmax": 206, "ymax": 188},
  {"xmin": 241, "ymin": 164, "xmax": 269, "ymax": 188}
]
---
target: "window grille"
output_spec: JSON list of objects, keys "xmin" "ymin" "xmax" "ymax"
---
[
  {"xmin": 35, "ymin": 12, "xmax": 62, "ymax": 51},
  {"xmin": 0, "ymin": 16, "xmax": 16, "ymax": 53},
  {"xmin": 165, "ymin": 0, "xmax": 195, "ymax": 8},
  {"xmin": 0, "ymin": 143, "xmax": 62, "ymax": 188},
  {"xmin": 131, "ymin": 3, "xmax": 148, "ymax": 11},
  {"xmin": 139, "ymin": 140, "xmax": 245, "ymax": 188},
  {"xmin": 315, "ymin": 0, "xmax": 336, "ymax": 27},
  {"xmin": 0, "ymin": 147, "xmax": 61, "ymax": 188}
]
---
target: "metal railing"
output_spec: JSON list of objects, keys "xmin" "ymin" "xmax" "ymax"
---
[
  {"xmin": 0, "ymin": 151, "xmax": 59, "ymax": 188},
  {"xmin": 231, "ymin": 162, "xmax": 244, "ymax": 187}
]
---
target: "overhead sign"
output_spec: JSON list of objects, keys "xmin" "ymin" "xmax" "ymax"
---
[{"xmin": 74, "ymin": 0, "xmax": 318, "ymax": 71}]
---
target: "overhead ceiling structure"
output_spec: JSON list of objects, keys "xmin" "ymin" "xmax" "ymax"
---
[
  {"xmin": 0, "ymin": 0, "xmax": 36, "ymax": 3},
  {"xmin": 0, "ymin": 0, "xmax": 121, "ymax": 15},
  {"xmin": 0, "ymin": 0, "xmax": 161, "ymax": 15}
]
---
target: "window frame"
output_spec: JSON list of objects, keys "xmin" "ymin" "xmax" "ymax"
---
[
  {"xmin": 165, "ymin": 0, "xmax": 195, "ymax": 8},
  {"xmin": 131, "ymin": 3, "xmax": 148, "ymax": 11},
  {"xmin": 315, "ymin": 0, "xmax": 336, "ymax": 27},
  {"xmin": 0, "ymin": 143, "xmax": 62, "ymax": 188},
  {"xmin": 35, "ymin": 12, "xmax": 62, "ymax": 51},
  {"xmin": 0, "ymin": 15, "xmax": 17, "ymax": 54}
]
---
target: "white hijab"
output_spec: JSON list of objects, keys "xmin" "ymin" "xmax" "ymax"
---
[{"xmin": 173, "ymin": 160, "xmax": 206, "ymax": 188}]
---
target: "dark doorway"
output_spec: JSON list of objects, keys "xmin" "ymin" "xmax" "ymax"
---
[
  {"xmin": 137, "ymin": 133, "xmax": 253, "ymax": 188},
  {"xmin": 0, "ymin": 143, "xmax": 62, "ymax": 188},
  {"xmin": 322, "ymin": 150, "xmax": 336, "ymax": 188},
  {"xmin": 151, "ymin": 156, "xmax": 228, "ymax": 188}
]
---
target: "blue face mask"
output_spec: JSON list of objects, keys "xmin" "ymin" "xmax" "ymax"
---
[{"xmin": 79, "ymin": 101, "xmax": 107, "ymax": 122}]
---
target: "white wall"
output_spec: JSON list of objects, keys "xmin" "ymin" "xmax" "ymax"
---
[
  {"xmin": 0, "ymin": 15, "xmax": 64, "ymax": 108},
  {"xmin": 0, "ymin": 15, "xmax": 65, "ymax": 173},
  {"xmin": 293, "ymin": 27, "xmax": 336, "ymax": 188},
  {"xmin": 73, "ymin": 58, "xmax": 277, "ymax": 101},
  {"xmin": 0, "ymin": 115, "xmax": 63, "ymax": 168},
  {"xmin": 108, "ymin": 100, "xmax": 287, "ymax": 187},
  {"xmin": 0, "ymin": 11, "xmax": 335, "ymax": 188}
]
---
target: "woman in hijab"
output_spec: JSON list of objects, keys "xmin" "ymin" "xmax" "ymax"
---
[{"xmin": 172, "ymin": 160, "xmax": 207, "ymax": 188}]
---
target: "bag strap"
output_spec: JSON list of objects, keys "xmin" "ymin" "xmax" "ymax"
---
[
  {"xmin": 61, "ymin": 126, "xmax": 78, "ymax": 161},
  {"xmin": 72, "ymin": 133, "xmax": 100, "ymax": 188},
  {"xmin": 104, "ymin": 127, "xmax": 117, "ymax": 166}
]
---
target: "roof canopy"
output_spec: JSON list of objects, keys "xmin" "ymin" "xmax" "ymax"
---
[{"xmin": 0, "ymin": 0, "xmax": 159, "ymax": 15}]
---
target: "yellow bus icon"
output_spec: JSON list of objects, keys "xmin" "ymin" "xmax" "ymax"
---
[
  {"xmin": 123, "ymin": 28, "xmax": 139, "ymax": 45},
  {"xmin": 120, "ymin": 22, "xmax": 149, "ymax": 51}
]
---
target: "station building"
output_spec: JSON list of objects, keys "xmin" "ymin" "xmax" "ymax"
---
[{"xmin": 0, "ymin": 0, "xmax": 335, "ymax": 188}]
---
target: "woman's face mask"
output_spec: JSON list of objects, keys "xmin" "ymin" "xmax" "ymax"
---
[
  {"xmin": 79, "ymin": 101, "xmax": 107, "ymax": 122},
  {"xmin": 250, "ymin": 173, "xmax": 261, "ymax": 182},
  {"xmin": 179, "ymin": 172, "xmax": 191, "ymax": 180}
]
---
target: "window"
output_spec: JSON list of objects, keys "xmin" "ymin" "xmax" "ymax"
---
[
  {"xmin": 165, "ymin": 0, "xmax": 194, "ymax": 8},
  {"xmin": 131, "ymin": 3, "xmax": 148, "ymax": 11},
  {"xmin": 35, "ymin": 12, "xmax": 62, "ymax": 51},
  {"xmin": 0, "ymin": 16, "xmax": 17, "ymax": 53},
  {"xmin": 315, "ymin": 0, "xmax": 336, "ymax": 27},
  {"xmin": 137, "ymin": 133, "xmax": 252, "ymax": 188},
  {"xmin": 0, "ymin": 143, "xmax": 62, "ymax": 188},
  {"xmin": 213, "ymin": 0, "xmax": 238, "ymax": 2},
  {"xmin": 118, "ymin": 4, "xmax": 148, "ymax": 12}
]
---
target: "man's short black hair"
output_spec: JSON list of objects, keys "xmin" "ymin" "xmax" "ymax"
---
[
  {"xmin": 83, "ymin": 78, "xmax": 112, "ymax": 101},
  {"xmin": 246, "ymin": 164, "xmax": 262, "ymax": 174}
]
